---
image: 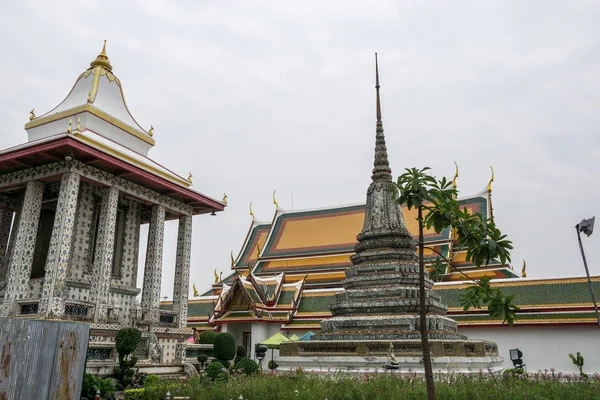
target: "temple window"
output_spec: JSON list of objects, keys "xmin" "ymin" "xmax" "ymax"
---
[{"xmin": 31, "ymin": 200, "xmax": 57, "ymax": 279}]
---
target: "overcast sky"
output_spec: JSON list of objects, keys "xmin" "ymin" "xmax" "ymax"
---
[{"xmin": 1, "ymin": 1, "xmax": 599, "ymax": 299}]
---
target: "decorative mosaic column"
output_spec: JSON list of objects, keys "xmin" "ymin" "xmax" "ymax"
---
[
  {"xmin": 141, "ymin": 205, "xmax": 165, "ymax": 322},
  {"xmin": 0, "ymin": 208, "xmax": 14, "ymax": 283},
  {"xmin": 0, "ymin": 180, "xmax": 44, "ymax": 317},
  {"xmin": 38, "ymin": 172, "xmax": 81, "ymax": 319},
  {"xmin": 172, "ymin": 214, "xmax": 192, "ymax": 328},
  {"xmin": 90, "ymin": 186, "xmax": 119, "ymax": 323}
]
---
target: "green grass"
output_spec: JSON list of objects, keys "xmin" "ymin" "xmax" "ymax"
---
[{"xmin": 139, "ymin": 370, "xmax": 600, "ymax": 400}]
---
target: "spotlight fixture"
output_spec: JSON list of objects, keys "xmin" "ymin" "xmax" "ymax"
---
[{"xmin": 509, "ymin": 348, "xmax": 524, "ymax": 369}]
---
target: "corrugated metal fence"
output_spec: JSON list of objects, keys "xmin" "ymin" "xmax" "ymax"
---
[{"xmin": 0, "ymin": 317, "xmax": 90, "ymax": 400}]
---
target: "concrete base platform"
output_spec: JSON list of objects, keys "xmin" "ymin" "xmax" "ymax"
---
[
  {"xmin": 276, "ymin": 355, "xmax": 504, "ymax": 374},
  {"xmin": 278, "ymin": 339, "xmax": 503, "ymax": 374}
]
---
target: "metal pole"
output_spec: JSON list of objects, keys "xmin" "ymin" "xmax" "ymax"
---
[{"xmin": 576, "ymin": 226, "xmax": 600, "ymax": 331}]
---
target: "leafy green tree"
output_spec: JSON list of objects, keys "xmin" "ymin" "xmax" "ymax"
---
[
  {"xmin": 114, "ymin": 327, "xmax": 142, "ymax": 389},
  {"xmin": 394, "ymin": 167, "xmax": 518, "ymax": 400}
]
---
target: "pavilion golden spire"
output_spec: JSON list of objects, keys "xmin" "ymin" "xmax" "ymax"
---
[{"xmin": 90, "ymin": 40, "xmax": 112, "ymax": 71}]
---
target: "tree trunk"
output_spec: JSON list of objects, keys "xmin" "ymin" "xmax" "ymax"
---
[{"xmin": 419, "ymin": 206, "xmax": 436, "ymax": 400}]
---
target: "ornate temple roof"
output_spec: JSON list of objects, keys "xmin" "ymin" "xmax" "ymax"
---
[
  {"xmin": 2, "ymin": 42, "xmax": 225, "ymax": 216},
  {"xmin": 25, "ymin": 41, "xmax": 154, "ymax": 155},
  {"xmin": 438, "ymin": 276, "xmax": 600, "ymax": 326}
]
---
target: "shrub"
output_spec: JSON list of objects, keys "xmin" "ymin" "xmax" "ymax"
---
[
  {"xmin": 115, "ymin": 328, "xmax": 142, "ymax": 356},
  {"xmin": 124, "ymin": 388, "xmax": 145, "ymax": 400},
  {"xmin": 234, "ymin": 345, "xmax": 247, "ymax": 364},
  {"xmin": 205, "ymin": 361, "xmax": 228, "ymax": 381},
  {"xmin": 268, "ymin": 360, "xmax": 279, "ymax": 370},
  {"xmin": 81, "ymin": 373, "xmax": 117, "ymax": 399},
  {"xmin": 503, "ymin": 368, "xmax": 524, "ymax": 376},
  {"xmin": 114, "ymin": 327, "xmax": 142, "ymax": 388},
  {"xmin": 199, "ymin": 330, "xmax": 217, "ymax": 344},
  {"xmin": 143, "ymin": 374, "xmax": 160, "ymax": 388},
  {"xmin": 197, "ymin": 354, "xmax": 208, "ymax": 368},
  {"xmin": 234, "ymin": 358, "xmax": 259, "ymax": 376},
  {"xmin": 214, "ymin": 332, "xmax": 236, "ymax": 364},
  {"xmin": 212, "ymin": 358, "xmax": 230, "ymax": 369},
  {"xmin": 237, "ymin": 345, "xmax": 246, "ymax": 357}
]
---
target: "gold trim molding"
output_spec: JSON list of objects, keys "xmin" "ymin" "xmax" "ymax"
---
[{"xmin": 25, "ymin": 104, "xmax": 155, "ymax": 146}]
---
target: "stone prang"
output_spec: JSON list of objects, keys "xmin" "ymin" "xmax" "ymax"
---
[{"xmin": 313, "ymin": 55, "xmax": 464, "ymax": 342}]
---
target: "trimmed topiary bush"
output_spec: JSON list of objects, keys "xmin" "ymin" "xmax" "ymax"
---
[
  {"xmin": 206, "ymin": 361, "xmax": 228, "ymax": 381},
  {"xmin": 197, "ymin": 354, "xmax": 208, "ymax": 368},
  {"xmin": 234, "ymin": 345, "xmax": 246, "ymax": 364},
  {"xmin": 114, "ymin": 327, "xmax": 142, "ymax": 389},
  {"xmin": 199, "ymin": 330, "xmax": 218, "ymax": 344},
  {"xmin": 214, "ymin": 332, "xmax": 236, "ymax": 365},
  {"xmin": 124, "ymin": 388, "xmax": 145, "ymax": 400},
  {"xmin": 234, "ymin": 358, "xmax": 259, "ymax": 376}
]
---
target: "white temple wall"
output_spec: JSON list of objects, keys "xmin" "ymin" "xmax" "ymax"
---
[
  {"xmin": 460, "ymin": 325, "xmax": 600, "ymax": 374},
  {"xmin": 158, "ymin": 337, "xmax": 180, "ymax": 364}
]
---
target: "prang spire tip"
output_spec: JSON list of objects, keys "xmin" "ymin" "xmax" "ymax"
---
[{"xmin": 375, "ymin": 53, "xmax": 381, "ymax": 123}]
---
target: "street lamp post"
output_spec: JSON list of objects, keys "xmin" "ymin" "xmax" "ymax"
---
[{"xmin": 575, "ymin": 217, "xmax": 600, "ymax": 331}]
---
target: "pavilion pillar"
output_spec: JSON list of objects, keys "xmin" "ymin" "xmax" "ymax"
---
[
  {"xmin": 0, "ymin": 180, "xmax": 44, "ymax": 317},
  {"xmin": 0, "ymin": 208, "xmax": 14, "ymax": 283},
  {"xmin": 141, "ymin": 205, "xmax": 165, "ymax": 323},
  {"xmin": 90, "ymin": 186, "xmax": 119, "ymax": 323},
  {"xmin": 39, "ymin": 172, "xmax": 81, "ymax": 319},
  {"xmin": 172, "ymin": 214, "xmax": 192, "ymax": 328}
]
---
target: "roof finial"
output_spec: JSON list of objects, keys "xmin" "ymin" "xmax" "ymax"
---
[
  {"xmin": 67, "ymin": 118, "xmax": 72, "ymax": 134},
  {"xmin": 148, "ymin": 125, "xmax": 154, "ymax": 137},
  {"xmin": 273, "ymin": 190, "xmax": 279, "ymax": 210},
  {"xmin": 29, "ymin": 109, "xmax": 35, "ymax": 121},
  {"xmin": 521, "ymin": 259, "xmax": 527, "ymax": 278},
  {"xmin": 230, "ymin": 251, "xmax": 235, "ymax": 267},
  {"xmin": 222, "ymin": 193, "xmax": 228, "ymax": 205},
  {"xmin": 250, "ymin": 202, "xmax": 255, "ymax": 222},
  {"xmin": 487, "ymin": 166, "xmax": 495, "ymax": 193},
  {"xmin": 90, "ymin": 40, "xmax": 112, "ymax": 71},
  {"xmin": 371, "ymin": 53, "xmax": 392, "ymax": 182},
  {"xmin": 192, "ymin": 283, "xmax": 199, "ymax": 297},
  {"xmin": 213, "ymin": 268, "xmax": 219, "ymax": 283},
  {"xmin": 452, "ymin": 161, "xmax": 459, "ymax": 190}
]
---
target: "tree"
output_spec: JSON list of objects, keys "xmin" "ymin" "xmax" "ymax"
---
[
  {"xmin": 394, "ymin": 167, "xmax": 519, "ymax": 400},
  {"xmin": 114, "ymin": 327, "xmax": 142, "ymax": 389},
  {"xmin": 213, "ymin": 332, "xmax": 236, "ymax": 367}
]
